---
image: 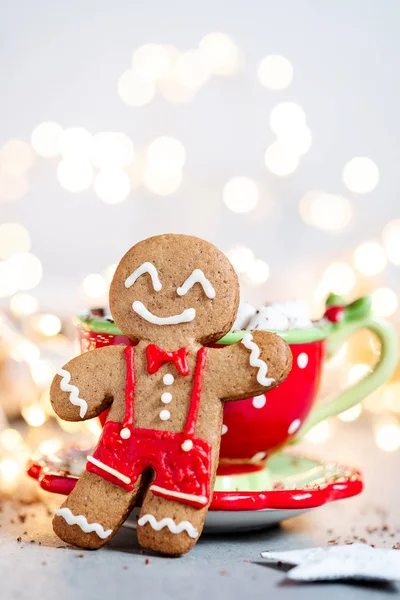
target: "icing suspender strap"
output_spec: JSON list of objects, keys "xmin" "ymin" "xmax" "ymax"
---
[
  {"xmin": 123, "ymin": 346, "xmax": 135, "ymax": 428},
  {"xmin": 184, "ymin": 347, "xmax": 208, "ymax": 438}
]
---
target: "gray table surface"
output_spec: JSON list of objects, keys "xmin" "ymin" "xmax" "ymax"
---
[{"xmin": 1, "ymin": 420, "xmax": 399, "ymax": 600}]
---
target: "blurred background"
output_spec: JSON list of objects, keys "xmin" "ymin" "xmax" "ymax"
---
[{"xmin": 0, "ymin": 0, "xmax": 399, "ymax": 493}]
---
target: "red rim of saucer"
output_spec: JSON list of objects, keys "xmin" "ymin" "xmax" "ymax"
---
[{"xmin": 27, "ymin": 460, "xmax": 363, "ymax": 511}]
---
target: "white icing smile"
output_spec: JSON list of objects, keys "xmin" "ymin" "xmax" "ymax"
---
[{"xmin": 132, "ymin": 300, "xmax": 196, "ymax": 325}]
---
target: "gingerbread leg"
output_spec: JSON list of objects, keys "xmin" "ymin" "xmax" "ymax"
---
[
  {"xmin": 137, "ymin": 490, "xmax": 208, "ymax": 555},
  {"xmin": 53, "ymin": 470, "xmax": 141, "ymax": 549}
]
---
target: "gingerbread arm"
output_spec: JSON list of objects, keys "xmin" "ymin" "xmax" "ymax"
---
[
  {"xmin": 206, "ymin": 331, "xmax": 292, "ymax": 401},
  {"xmin": 50, "ymin": 345, "xmax": 126, "ymax": 421}
]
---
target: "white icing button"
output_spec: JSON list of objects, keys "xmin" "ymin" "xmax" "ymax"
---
[
  {"xmin": 288, "ymin": 419, "xmax": 301, "ymax": 435},
  {"xmin": 161, "ymin": 392, "xmax": 172, "ymax": 404},
  {"xmin": 181, "ymin": 440, "xmax": 193, "ymax": 452},
  {"xmin": 252, "ymin": 394, "xmax": 266, "ymax": 409},
  {"xmin": 221, "ymin": 424, "xmax": 228, "ymax": 435},
  {"xmin": 163, "ymin": 373, "xmax": 174, "ymax": 385},
  {"xmin": 120, "ymin": 427, "xmax": 131, "ymax": 439},
  {"xmin": 159, "ymin": 409, "xmax": 170, "ymax": 421},
  {"xmin": 297, "ymin": 352, "xmax": 309, "ymax": 369}
]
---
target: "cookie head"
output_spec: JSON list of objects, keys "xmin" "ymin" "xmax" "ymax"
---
[{"xmin": 109, "ymin": 234, "xmax": 239, "ymax": 346}]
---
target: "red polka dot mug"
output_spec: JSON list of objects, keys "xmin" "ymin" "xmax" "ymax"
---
[{"xmin": 75, "ymin": 295, "xmax": 397, "ymax": 475}]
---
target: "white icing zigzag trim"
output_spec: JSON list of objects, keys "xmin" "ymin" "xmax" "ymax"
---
[
  {"xmin": 132, "ymin": 301, "xmax": 196, "ymax": 325},
  {"xmin": 55, "ymin": 508, "xmax": 112, "ymax": 539},
  {"xmin": 241, "ymin": 333, "xmax": 275, "ymax": 387},
  {"xmin": 125, "ymin": 262, "xmax": 162, "ymax": 291},
  {"xmin": 177, "ymin": 269, "xmax": 216, "ymax": 299},
  {"xmin": 138, "ymin": 514, "xmax": 199, "ymax": 539},
  {"xmin": 57, "ymin": 368, "xmax": 88, "ymax": 418}
]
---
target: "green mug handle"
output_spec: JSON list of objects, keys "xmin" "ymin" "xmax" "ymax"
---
[{"xmin": 294, "ymin": 294, "xmax": 399, "ymax": 441}]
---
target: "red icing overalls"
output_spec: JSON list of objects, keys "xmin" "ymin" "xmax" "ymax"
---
[{"xmin": 86, "ymin": 345, "xmax": 212, "ymax": 509}]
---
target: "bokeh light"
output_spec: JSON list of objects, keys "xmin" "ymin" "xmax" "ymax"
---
[
  {"xmin": 117, "ymin": 69, "xmax": 156, "ymax": 107},
  {"xmin": 31, "ymin": 121, "xmax": 63, "ymax": 157},
  {"xmin": 91, "ymin": 132, "xmax": 134, "ymax": 170},
  {"xmin": 146, "ymin": 136, "xmax": 186, "ymax": 172},
  {"xmin": 132, "ymin": 44, "xmax": 173, "ymax": 80},
  {"xmin": 322, "ymin": 262, "xmax": 356, "ymax": 295},
  {"xmin": 198, "ymin": 32, "xmax": 240, "ymax": 75},
  {"xmin": 10, "ymin": 293, "xmax": 38, "ymax": 317},
  {"xmin": 264, "ymin": 141, "xmax": 299, "ymax": 176},
  {"xmin": 0, "ymin": 223, "xmax": 30, "ymax": 259},
  {"xmin": 299, "ymin": 191, "xmax": 352, "ymax": 231},
  {"xmin": 0, "ymin": 169, "xmax": 29, "ymax": 201},
  {"xmin": 305, "ymin": 421, "xmax": 330, "ymax": 444},
  {"xmin": 354, "ymin": 241, "xmax": 387, "ymax": 275},
  {"xmin": 0, "ymin": 429, "xmax": 23, "ymax": 452},
  {"xmin": 223, "ymin": 177, "xmax": 259, "ymax": 214},
  {"xmin": 158, "ymin": 76, "xmax": 197, "ymax": 104},
  {"xmin": 269, "ymin": 102, "xmax": 306, "ymax": 136},
  {"xmin": 82, "ymin": 274, "xmax": 107, "ymax": 298},
  {"xmin": 338, "ymin": 404, "xmax": 362, "ymax": 422},
  {"xmin": 257, "ymin": 54, "xmax": 293, "ymax": 90},
  {"xmin": 143, "ymin": 167, "xmax": 182, "ymax": 195},
  {"xmin": 8, "ymin": 252, "xmax": 43, "ymax": 291},
  {"xmin": 383, "ymin": 383, "xmax": 400, "ymax": 414},
  {"xmin": 21, "ymin": 404, "xmax": 46, "ymax": 427},
  {"xmin": 30, "ymin": 359, "xmax": 54, "ymax": 386},
  {"xmin": 59, "ymin": 127, "xmax": 93, "ymax": 161},
  {"xmin": 94, "ymin": 169, "xmax": 131, "ymax": 204},
  {"xmin": 375, "ymin": 422, "xmax": 400, "ymax": 452},
  {"xmin": 244, "ymin": 259, "xmax": 270, "ymax": 285},
  {"xmin": 104, "ymin": 263, "xmax": 118, "ymax": 283},
  {"xmin": 277, "ymin": 127, "xmax": 312, "ymax": 156},
  {"xmin": 371, "ymin": 287, "xmax": 398, "ymax": 317},
  {"xmin": 0, "ymin": 261, "xmax": 17, "ymax": 297},
  {"xmin": 0, "ymin": 140, "xmax": 35, "ymax": 175},
  {"xmin": 171, "ymin": 50, "xmax": 210, "ymax": 89},
  {"xmin": 10, "ymin": 339, "xmax": 40, "ymax": 364},
  {"xmin": 57, "ymin": 160, "xmax": 93, "ymax": 192},
  {"xmin": 348, "ymin": 363, "xmax": 370, "ymax": 385},
  {"xmin": 225, "ymin": 245, "xmax": 255, "ymax": 273},
  {"xmin": 33, "ymin": 314, "xmax": 62, "ymax": 336},
  {"xmin": 342, "ymin": 157, "xmax": 379, "ymax": 194},
  {"xmin": 382, "ymin": 219, "xmax": 400, "ymax": 266}
]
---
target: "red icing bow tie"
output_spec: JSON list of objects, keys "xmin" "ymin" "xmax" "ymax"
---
[{"xmin": 146, "ymin": 344, "xmax": 189, "ymax": 376}]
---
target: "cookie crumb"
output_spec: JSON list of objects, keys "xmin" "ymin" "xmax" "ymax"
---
[
  {"xmin": 30, "ymin": 540, "xmax": 35, "ymax": 544},
  {"xmin": 145, "ymin": 558, "xmax": 151, "ymax": 565},
  {"xmin": 16, "ymin": 537, "xmax": 22, "ymax": 542},
  {"xmin": 76, "ymin": 553, "xmax": 84, "ymax": 558},
  {"xmin": 220, "ymin": 569, "xmax": 228, "ymax": 575},
  {"xmin": 123, "ymin": 566, "xmax": 128, "ymax": 570},
  {"xmin": 392, "ymin": 542, "xmax": 400, "ymax": 550},
  {"xmin": 41, "ymin": 562, "xmax": 47, "ymax": 566}
]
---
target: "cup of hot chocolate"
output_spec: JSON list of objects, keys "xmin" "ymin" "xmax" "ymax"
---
[{"xmin": 75, "ymin": 294, "xmax": 397, "ymax": 474}]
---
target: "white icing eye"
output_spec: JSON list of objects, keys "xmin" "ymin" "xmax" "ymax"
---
[
  {"xmin": 177, "ymin": 269, "xmax": 216, "ymax": 299},
  {"xmin": 125, "ymin": 262, "xmax": 162, "ymax": 291}
]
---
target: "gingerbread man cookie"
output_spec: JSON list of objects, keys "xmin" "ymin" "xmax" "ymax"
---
[{"xmin": 50, "ymin": 234, "xmax": 292, "ymax": 555}]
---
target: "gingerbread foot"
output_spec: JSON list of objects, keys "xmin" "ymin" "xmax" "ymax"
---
[
  {"xmin": 53, "ymin": 470, "xmax": 140, "ymax": 549},
  {"xmin": 136, "ymin": 490, "xmax": 207, "ymax": 555}
]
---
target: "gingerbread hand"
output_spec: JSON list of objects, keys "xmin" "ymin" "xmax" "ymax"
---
[
  {"xmin": 50, "ymin": 345, "xmax": 125, "ymax": 421},
  {"xmin": 207, "ymin": 330, "xmax": 292, "ymax": 401}
]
